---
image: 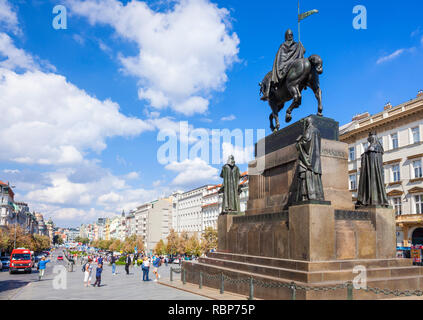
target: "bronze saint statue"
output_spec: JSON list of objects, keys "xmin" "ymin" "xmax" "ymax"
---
[
  {"xmin": 356, "ymin": 132, "xmax": 389, "ymax": 207},
  {"xmin": 295, "ymin": 117, "xmax": 325, "ymax": 202},
  {"xmin": 219, "ymin": 155, "xmax": 242, "ymax": 215},
  {"xmin": 259, "ymin": 29, "xmax": 324, "ymax": 131}
]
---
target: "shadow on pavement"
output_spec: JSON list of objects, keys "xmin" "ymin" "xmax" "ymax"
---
[{"xmin": 0, "ymin": 279, "xmax": 31, "ymax": 294}]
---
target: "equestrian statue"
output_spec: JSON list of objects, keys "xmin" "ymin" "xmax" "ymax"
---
[{"xmin": 260, "ymin": 29, "xmax": 324, "ymax": 132}]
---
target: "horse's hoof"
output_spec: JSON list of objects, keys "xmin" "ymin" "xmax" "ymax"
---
[{"xmin": 285, "ymin": 114, "xmax": 292, "ymax": 123}]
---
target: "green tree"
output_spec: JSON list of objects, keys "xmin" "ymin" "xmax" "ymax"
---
[
  {"xmin": 53, "ymin": 234, "xmax": 64, "ymax": 245},
  {"xmin": 166, "ymin": 229, "xmax": 180, "ymax": 255},
  {"xmin": 154, "ymin": 239, "xmax": 167, "ymax": 255},
  {"xmin": 202, "ymin": 227, "xmax": 218, "ymax": 254},
  {"xmin": 109, "ymin": 239, "xmax": 122, "ymax": 252},
  {"xmin": 121, "ymin": 235, "xmax": 144, "ymax": 253},
  {"xmin": 185, "ymin": 233, "xmax": 202, "ymax": 256}
]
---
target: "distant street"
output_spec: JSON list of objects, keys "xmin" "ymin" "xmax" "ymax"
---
[{"xmin": 0, "ymin": 248, "xmax": 207, "ymax": 300}]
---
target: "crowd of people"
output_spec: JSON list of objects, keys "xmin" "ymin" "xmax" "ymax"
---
[{"xmin": 80, "ymin": 252, "xmax": 168, "ymax": 287}]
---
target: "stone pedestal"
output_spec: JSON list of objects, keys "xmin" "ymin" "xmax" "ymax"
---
[
  {"xmin": 369, "ymin": 206, "xmax": 397, "ymax": 259},
  {"xmin": 217, "ymin": 214, "xmax": 235, "ymax": 252},
  {"xmin": 183, "ymin": 115, "xmax": 421, "ymax": 300},
  {"xmin": 289, "ymin": 203, "xmax": 335, "ymax": 261}
]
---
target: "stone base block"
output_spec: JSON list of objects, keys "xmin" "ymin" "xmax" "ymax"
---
[{"xmin": 183, "ymin": 252, "xmax": 423, "ymax": 300}]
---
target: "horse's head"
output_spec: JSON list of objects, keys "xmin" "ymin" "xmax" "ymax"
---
[{"xmin": 308, "ymin": 55, "xmax": 323, "ymax": 75}]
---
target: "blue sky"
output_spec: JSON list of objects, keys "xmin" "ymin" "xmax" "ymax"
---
[{"xmin": 0, "ymin": 0, "xmax": 422, "ymax": 227}]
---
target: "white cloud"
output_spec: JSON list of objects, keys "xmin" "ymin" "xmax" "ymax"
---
[
  {"xmin": 376, "ymin": 48, "xmax": 417, "ymax": 65},
  {"xmin": 67, "ymin": 0, "xmax": 240, "ymax": 115},
  {"xmin": 125, "ymin": 171, "xmax": 140, "ymax": 180},
  {"xmin": 376, "ymin": 49, "xmax": 405, "ymax": 64},
  {"xmin": 222, "ymin": 142, "xmax": 253, "ymax": 165},
  {"xmin": 72, "ymin": 34, "xmax": 85, "ymax": 45},
  {"xmin": 0, "ymin": 33, "xmax": 38, "ymax": 70},
  {"xmin": 3, "ymin": 169, "xmax": 19, "ymax": 174},
  {"xmin": 0, "ymin": 67, "xmax": 153, "ymax": 165},
  {"xmin": 221, "ymin": 114, "xmax": 236, "ymax": 121},
  {"xmin": 0, "ymin": 0, "xmax": 20, "ymax": 35},
  {"xmin": 165, "ymin": 157, "xmax": 219, "ymax": 187}
]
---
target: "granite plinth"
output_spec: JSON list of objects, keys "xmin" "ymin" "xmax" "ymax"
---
[
  {"xmin": 247, "ymin": 138, "xmax": 353, "ymax": 214},
  {"xmin": 255, "ymin": 115, "xmax": 339, "ymax": 157}
]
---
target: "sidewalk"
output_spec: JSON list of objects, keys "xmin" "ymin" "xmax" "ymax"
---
[{"xmin": 159, "ymin": 279, "xmax": 255, "ymax": 300}]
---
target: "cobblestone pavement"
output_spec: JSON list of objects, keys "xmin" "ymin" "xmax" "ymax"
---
[{"xmin": 0, "ymin": 250, "xmax": 208, "ymax": 300}]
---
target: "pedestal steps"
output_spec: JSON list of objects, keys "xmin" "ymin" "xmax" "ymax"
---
[
  {"xmin": 207, "ymin": 252, "xmax": 412, "ymax": 271},
  {"xmin": 182, "ymin": 259, "xmax": 423, "ymax": 300},
  {"xmin": 198, "ymin": 256, "xmax": 422, "ymax": 283}
]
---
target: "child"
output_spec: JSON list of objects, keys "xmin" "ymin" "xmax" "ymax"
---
[{"xmin": 93, "ymin": 263, "xmax": 103, "ymax": 287}]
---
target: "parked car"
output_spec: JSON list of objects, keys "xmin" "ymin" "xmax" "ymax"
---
[
  {"xmin": 57, "ymin": 255, "xmax": 63, "ymax": 261},
  {"xmin": 173, "ymin": 258, "xmax": 180, "ymax": 264},
  {"xmin": 0, "ymin": 256, "xmax": 10, "ymax": 269},
  {"xmin": 10, "ymin": 248, "xmax": 32, "ymax": 274}
]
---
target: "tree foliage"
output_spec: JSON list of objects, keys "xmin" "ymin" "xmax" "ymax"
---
[
  {"xmin": 0, "ymin": 225, "xmax": 51, "ymax": 253},
  {"xmin": 201, "ymin": 227, "xmax": 218, "ymax": 253}
]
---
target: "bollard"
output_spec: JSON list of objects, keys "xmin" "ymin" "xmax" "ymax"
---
[
  {"xmin": 183, "ymin": 269, "xmax": 186, "ymax": 285},
  {"xmin": 248, "ymin": 277, "xmax": 254, "ymax": 300},
  {"xmin": 199, "ymin": 271, "xmax": 203, "ymax": 289},
  {"xmin": 170, "ymin": 267, "xmax": 173, "ymax": 282},
  {"xmin": 347, "ymin": 282, "xmax": 353, "ymax": 300},
  {"xmin": 220, "ymin": 273, "xmax": 224, "ymax": 294},
  {"xmin": 291, "ymin": 282, "xmax": 296, "ymax": 300}
]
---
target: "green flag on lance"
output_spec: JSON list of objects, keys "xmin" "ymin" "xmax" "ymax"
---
[
  {"xmin": 297, "ymin": 0, "xmax": 319, "ymax": 42},
  {"xmin": 298, "ymin": 9, "xmax": 319, "ymax": 22}
]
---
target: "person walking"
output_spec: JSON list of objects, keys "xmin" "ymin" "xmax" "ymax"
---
[
  {"xmin": 83, "ymin": 258, "xmax": 93, "ymax": 287},
  {"xmin": 93, "ymin": 263, "xmax": 103, "ymax": 287},
  {"xmin": 152, "ymin": 254, "xmax": 161, "ymax": 282},
  {"xmin": 38, "ymin": 257, "xmax": 50, "ymax": 281},
  {"xmin": 111, "ymin": 255, "xmax": 117, "ymax": 275},
  {"xmin": 141, "ymin": 257, "xmax": 150, "ymax": 281},
  {"xmin": 125, "ymin": 254, "xmax": 131, "ymax": 275},
  {"xmin": 98, "ymin": 255, "xmax": 103, "ymax": 266}
]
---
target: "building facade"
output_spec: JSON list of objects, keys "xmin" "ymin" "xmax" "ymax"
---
[{"xmin": 340, "ymin": 91, "xmax": 423, "ymax": 247}]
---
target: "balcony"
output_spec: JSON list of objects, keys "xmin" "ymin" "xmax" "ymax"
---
[{"xmin": 396, "ymin": 214, "xmax": 423, "ymax": 224}]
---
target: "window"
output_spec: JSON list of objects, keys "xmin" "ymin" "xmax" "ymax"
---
[
  {"xmin": 415, "ymin": 195, "xmax": 423, "ymax": 214},
  {"xmin": 413, "ymin": 160, "xmax": 423, "ymax": 178},
  {"xmin": 412, "ymin": 127, "xmax": 420, "ymax": 144},
  {"xmin": 349, "ymin": 174, "xmax": 357, "ymax": 190},
  {"xmin": 392, "ymin": 165, "xmax": 401, "ymax": 182},
  {"xmin": 392, "ymin": 197, "xmax": 402, "ymax": 216},
  {"xmin": 349, "ymin": 147, "xmax": 356, "ymax": 161},
  {"xmin": 391, "ymin": 133, "xmax": 399, "ymax": 149}
]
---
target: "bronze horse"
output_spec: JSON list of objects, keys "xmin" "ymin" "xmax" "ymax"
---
[{"xmin": 260, "ymin": 54, "xmax": 323, "ymax": 132}]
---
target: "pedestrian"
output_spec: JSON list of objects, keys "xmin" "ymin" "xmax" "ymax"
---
[
  {"xmin": 111, "ymin": 255, "xmax": 117, "ymax": 275},
  {"xmin": 98, "ymin": 255, "xmax": 103, "ymax": 265},
  {"xmin": 152, "ymin": 254, "xmax": 161, "ymax": 282},
  {"xmin": 141, "ymin": 256, "xmax": 150, "ymax": 281},
  {"xmin": 83, "ymin": 258, "xmax": 93, "ymax": 287},
  {"xmin": 93, "ymin": 263, "xmax": 103, "ymax": 287},
  {"xmin": 125, "ymin": 254, "xmax": 131, "ymax": 275},
  {"xmin": 164, "ymin": 256, "xmax": 168, "ymax": 267},
  {"xmin": 38, "ymin": 257, "xmax": 50, "ymax": 281}
]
